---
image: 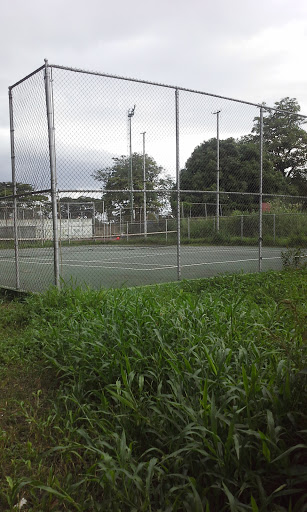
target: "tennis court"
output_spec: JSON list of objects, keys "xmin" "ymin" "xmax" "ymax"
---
[{"xmin": 0, "ymin": 244, "xmax": 285, "ymax": 292}]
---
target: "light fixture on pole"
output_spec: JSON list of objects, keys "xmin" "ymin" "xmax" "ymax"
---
[
  {"xmin": 128, "ymin": 105, "xmax": 136, "ymax": 224},
  {"xmin": 212, "ymin": 110, "xmax": 221, "ymax": 232},
  {"xmin": 140, "ymin": 131, "xmax": 147, "ymax": 238}
]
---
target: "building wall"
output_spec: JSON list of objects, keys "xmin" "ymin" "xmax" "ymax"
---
[{"xmin": 0, "ymin": 219, "xmax": 93, "ymax": 240}]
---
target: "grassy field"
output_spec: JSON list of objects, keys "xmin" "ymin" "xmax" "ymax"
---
[{"xmin": 0, "ymin": 270, "xmax": 307, "ymax": 511}]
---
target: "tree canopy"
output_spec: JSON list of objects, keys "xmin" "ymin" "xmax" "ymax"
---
[
  {"xmin": 93, "ymin": 153, "xmax": 173, "ymax": 218},
  {"xmin": 59, "ymin": 196, "xmax": 101, "ymax": 219},
  {"xmin": 0, "ymin": 182, "xmax": 49, "ymax": 206},
  {"xmin": 179, "ymin": 137, "xmax": 293, "ymax": 214},
  {"xmin": 179, "ymin": 97, "xmax": 307, "ymax": 215},
  {"xmin": 252, "ymin": 97, "xmax": 307, "ymax": 181}
]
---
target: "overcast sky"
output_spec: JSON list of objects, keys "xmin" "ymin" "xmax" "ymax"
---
[{"xmin": 1, "ymin": 0, "xmax": 307, "ymax": 186}]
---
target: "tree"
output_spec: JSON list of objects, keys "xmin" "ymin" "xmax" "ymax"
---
[
  {"xmin": 59, "ymin": 196, "xmax": 101, "ymax": 219},
  {"xmin": 93, "ymin": 153, "xmax": 173, "ymax": 218},
  {"xmin": 178, "ymin": 137, "xmax": 292, "ymax": 215},
  {"xmin": 0, "ymin": 182, "xmax": 49, "ymax": 207},
  {"xmin": 252, "ymin": 98, "xmax": 307, "ymax": 187}
]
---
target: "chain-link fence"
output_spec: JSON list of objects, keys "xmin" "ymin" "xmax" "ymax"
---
[{"xmin": 2, "ymin": 60, "xmax": 307, "ymax": 292}]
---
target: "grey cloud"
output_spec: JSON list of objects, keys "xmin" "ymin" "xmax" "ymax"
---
[{"xmin": 1, "ymin": 0, "xmax": 307, "ymax": 185}]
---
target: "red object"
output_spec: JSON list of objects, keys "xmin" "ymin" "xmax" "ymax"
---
[
  {"xmin": 116, "ymin": 236, "xmax": 120, "ymax": 240},
  {"xmin": 262, "ymin": 202, "xmax": 271, "ymax": 213}
]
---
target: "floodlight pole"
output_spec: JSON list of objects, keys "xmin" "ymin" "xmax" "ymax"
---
[
  {"xmin": 212, "ymin": 110, "xmax": 221, "ymax": 231},
  {"xmin": 141, "ymin": 131, "xmax": 147, "ymax": 238},
  {"xmin": 128, "ymin": 105, "xmax": 136, "ymax": 225}
]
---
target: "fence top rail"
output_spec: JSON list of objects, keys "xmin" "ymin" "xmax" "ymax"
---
[
  {"xmin": 2, "ymin": 188, "xmax": 307, "ymax": 202},
  {"xmin": 8, "ymin": 60, "xmax": 307, "ymax": 119},
  {"xmin": 8, "ymin": 64, "xmax": 45, "ymax": 90}
]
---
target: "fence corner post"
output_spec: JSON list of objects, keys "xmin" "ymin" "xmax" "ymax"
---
[
  {"xmin": 8, "ymin": 86, "xmax": 20, "ymax": 290},
  {"xmin": 44, "ymin": 59, "xmax": 60, "ymax": 289}
]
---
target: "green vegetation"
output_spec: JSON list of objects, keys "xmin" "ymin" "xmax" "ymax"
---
[
  {"xmin": 179, "ymin": 97, "xmax": 307, "ymax": 213},
  {"xmin": 93, "ymin": 152, "xmax": 173, "ymax": 216},
  {"xmin": 1, "ymin": 270, "xmax": 307, "ymax": 511},
  {"xmin": 180, "ymin": 213, "xmax": 307, "ymax": 248}
]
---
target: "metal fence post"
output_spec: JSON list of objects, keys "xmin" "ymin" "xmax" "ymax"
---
[
  {"xmin": 175, "ymin": 88, "xmax": 181, "ymax": 280},
  {"xmin": 8, "ymin": 87, "xmax": 20, "ymax": 290},
  {"xmin": 241, "ymin": 215, "xmax": 244, "ymax": 240},
  {"xmin": 44, "ymin": 59, "xmax": 60, "ymax": 288},
  {"xmin": 92, "ymin": 202, "xmax": 96, "ymax": 239},
  {"xmin": 103, "ymin": 200, "xmax": 105, "ymax": 241},
  {"xmin": 273, "ymin": 213, "xmax": 276, "ymax": 243},
  {"xmin": 67, "ymin": 203, "xmax": 70, "ymax": 243},
  {"xmin": 259, "ymin": 106, "xmax": 264, "ymax": 272}
]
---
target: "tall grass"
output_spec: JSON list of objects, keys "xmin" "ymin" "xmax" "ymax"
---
[
  {"xmin": 180, "ymin": 213, "xmax": 307, "ymax": 247},
  {"xmin": 1, "ymin": 271, "xmax": 307, "ymax": 511}
]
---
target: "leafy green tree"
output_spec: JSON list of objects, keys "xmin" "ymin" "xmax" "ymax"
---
[
  {"xmin": 252, "ymin": 97, "xmax": 307, "ymax": 186},
  {"xmin": 179, "ymin": 138, "xmax": 291, "ymax": 215},
  {"xmin": 0, "ymin": 182, "xmax": 49, "ymax": 206},
  {"xmin": 93, "ymin": 153, "xmax": 173, "ymax": 218},
  {"xmin": 59, "ymin": 196, "xmax": 101, "ymax": 219}
]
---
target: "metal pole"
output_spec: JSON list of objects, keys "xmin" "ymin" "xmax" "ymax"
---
[
  {"xmin": 273, "ymin": 213, "xmax": 276, "ymax": 243},
  {"xmin": 67, "ymin": 203, "xmax": 70, "ymax": 243},
  {"xmin": 103, "ymin": 200, "xmax": 105, "ymax": 241},
  {"xmin": 40, "ymin": 204, "xmax": 43, "ymax": 245},
  {"xmin": 166, "ymin": 218, "xmax": 168, "ymax": 242},
  {"xmin": 129, "ymin": 115, "xmax": 133, "ymax": 223},
  {"xmin": 128, "ymin": 105, "xmax": 135, "ymax": 224},
  {"xmin": 259, "ymin": 106, "xmax": 264, "ymax": 272},
  {"xmin": 92, "ymin": 202, "xmax": 96, "ymax": 239},
  {"xmin": 44, "ymin": 59, "xmax": 60, "ymax": 288},
  {"xmin": 188, "ymin": 216, "xmax": 190, "ymax": 240},
  {"xmin": 8, "ymin": 87, "xmax": 20, "ymax": 289},
  {"xmin": 212, "ymin": 110, "xmax": 221, "ymax": 232},
  {"xmin": 241, "ymin": 215, "xmax": 244, "ymax": 240},
  {"xmin": 141, "ymin": 131, "xmax": 147, "ymax": 238},
  {"xmin": 175, "ymin": 88, "xmax": 181, "ymax": 280}
]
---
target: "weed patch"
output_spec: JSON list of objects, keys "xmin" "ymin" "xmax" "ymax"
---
[{"xmin": 0, "ymin": 271, "xmax": 306, "ymax": 510}]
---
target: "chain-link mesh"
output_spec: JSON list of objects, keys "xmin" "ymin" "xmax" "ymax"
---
[{"xmin": 3, "ymin": 63, "xmax": 307, "ymax": 292}]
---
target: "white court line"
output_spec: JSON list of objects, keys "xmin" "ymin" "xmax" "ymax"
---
[
  {"xmin": 0, "ymin": 256, "xmax": 281, "ymax": 271},
  {"xmin": 63, "ymin": 259, "xmax": 173, "ymax": 267},
  {"xmin": 181, "ymin": 256, "xmax": 281, "ymax": 268},
  {"xmin": 0, "ymin": 258, "xmax": 176, "ymax": 271},
  {"xmin": 57, "ymin": 246, "xmax": 283, "ymax": 260},
  {"xmin": 4, "ymin": 247, "xmax": 283, "ymax": 265},
  {"xmin": 0, "ymin": 256, "xmax": 175, "ymax": 268}
]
